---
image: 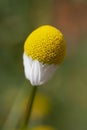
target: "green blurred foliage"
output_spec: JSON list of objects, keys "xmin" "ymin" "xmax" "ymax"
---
[{"xmin": 0, "ymin": 0, "xmax": 87, "ymax": 130}]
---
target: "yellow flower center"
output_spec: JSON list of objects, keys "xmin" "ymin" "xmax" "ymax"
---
[{"xmin": 24, "ymin": 25, "xmax": 66, "ymax": 65}]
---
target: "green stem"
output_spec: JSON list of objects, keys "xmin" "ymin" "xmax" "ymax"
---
[{"xmin": 21, "ymin": 86, "xmax": 37, "ymax": 129}]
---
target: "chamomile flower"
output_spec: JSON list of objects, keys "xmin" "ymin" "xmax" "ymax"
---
[{"xmin": 23, "ymin": 25, "xmax": 66, "ymax": 86}]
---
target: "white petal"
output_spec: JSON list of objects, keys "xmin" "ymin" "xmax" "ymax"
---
[
  {"xmin": 40, "ymin": 64, "xmax": 58, "ymax": 85},
  {"xmin": 30, "ymin": 60, "xmax": 41, "ymax": 85},
  {"xmin": 23, "ymin": 53, "xmax": 58, "ymax": 86},
  {"xmin": 23, "ymin": 53, "xmax": 32, "ymax": 80}
]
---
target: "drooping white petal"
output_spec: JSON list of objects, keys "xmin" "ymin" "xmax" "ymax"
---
[
  {"xmin": 30, "ymin": 60, "xmax": 41, "ymax": 85},
  {"xmin": 40, "ymin": 64, "xmax": 58, "ymax": 85},
  {"xmin": 23, "ymin": 53, "xmax": 58, "ymax": 86},
  {"xmin": 23, "ymin": 53, "xmax": 32, "ymax": 80}
]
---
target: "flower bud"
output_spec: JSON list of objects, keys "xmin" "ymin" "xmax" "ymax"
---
[{"xmin": 23, "ymin": 25, "xmax": 66, "ymax": 86}]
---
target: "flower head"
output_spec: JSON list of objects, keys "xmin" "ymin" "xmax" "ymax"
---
[{"xmin": 23, "ymin": 25, "xmax": 66, "ymax": 86}]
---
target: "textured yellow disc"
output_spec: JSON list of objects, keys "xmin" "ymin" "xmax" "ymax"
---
[{"xmin": 24, "ymin": 25, "xmax": 66, "ymax": 65}]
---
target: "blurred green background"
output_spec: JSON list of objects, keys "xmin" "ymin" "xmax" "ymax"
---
[{"xmin": 0, "ymin": 0, "xmax": 87, "ymax": 130}]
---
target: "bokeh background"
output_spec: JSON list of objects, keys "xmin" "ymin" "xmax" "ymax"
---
[{"xmin": 0, "ymin": 0, "xmax": 87, "ymax": 130}]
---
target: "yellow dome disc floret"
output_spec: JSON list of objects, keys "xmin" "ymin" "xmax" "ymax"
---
[{"xmin": 24, "ymin": 25, "xmax": 66, "ymax": 65}]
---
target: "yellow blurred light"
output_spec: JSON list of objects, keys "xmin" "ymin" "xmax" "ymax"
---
[
  {"xmin": 31, "ymin": 125, "xmax": 56, "ymax": 130},
  {"xmin": 23, "ymin": 93, "xmax": 50, "ymax": 120}
]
